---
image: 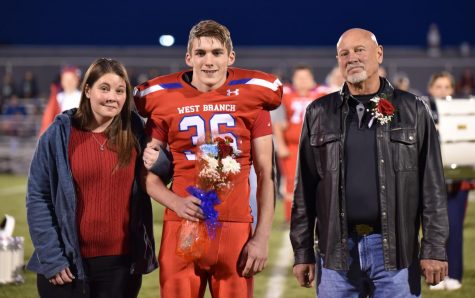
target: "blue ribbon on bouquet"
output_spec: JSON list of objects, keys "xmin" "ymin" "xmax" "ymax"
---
[{"xmin": 186, "ymin": 186, "xmax": 221, "ymax": 239}]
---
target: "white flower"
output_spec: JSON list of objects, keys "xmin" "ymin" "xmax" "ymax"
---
[
  {"xmin": 199, "ymin": 167, "xmax": 221, "ymax": 182},
  {"xmin": 201, "ymin": 154, "xmax": 218, "ymax": 170},
  {"xmin": 370, "ymin": 96, "xmax": 381, "ymax": 103},
  {"xmin": 221, "ymin": 156, "xmax": 241, "ymax": 174}
]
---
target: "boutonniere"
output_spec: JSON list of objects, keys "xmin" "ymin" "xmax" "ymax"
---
[{"xmin": 368, "ymin": 95, "xmax": 395, "ymax": 127}]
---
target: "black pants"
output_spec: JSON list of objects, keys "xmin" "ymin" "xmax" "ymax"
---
[{"xmin": 37, "ymin": 255, "xmax": 142, "ymax": 298}]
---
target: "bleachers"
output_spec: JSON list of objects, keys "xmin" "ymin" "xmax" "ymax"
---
[
  {"xmin": 1, "ymin": 46, "xmax": 474, "ymax": 95},
  {"xmin": 0, "ymin": 46, "xmax": 474, "ymax": 174},
  {"xmin": 0, "ymin": 99, "xmax": 43, "ymax": 174}
]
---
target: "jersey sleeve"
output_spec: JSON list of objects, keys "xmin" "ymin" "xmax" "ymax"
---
[
  {"xmin": 134, "ymin": 75, "xmax": 181, "ymax": 143},
  {"xmin": 251, "ymin": 109, "xmax": 273, "ymax": 139},
  {"xmin": 254, "ymin": 72, "xmax": 283, "ymax": 111},
  {"xmin": 133, "ymin": 85, "xmax": 155, "ymax": 119},
  {"xmin": 144, "ymin": 119, "xmax": 168, "ymax": 143},
  {"xmin": 231, "ymin": 68, "xmax": 283, "ymax": 111}
]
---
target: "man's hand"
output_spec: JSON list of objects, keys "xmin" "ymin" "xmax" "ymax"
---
[
  {"xmin": 49, "ymin": 267, "xmax": 75, "ymax": 285},
  {"xmin": 293, "ymin": 263, "xmax": 315, "ymax": 288},
  {"xmin": 171, "ymin": 195, "xmax": 205, "ymax": 222},
  {"xmin": 420, "ymin": 259, "xmax": 448, "ymax": 285},
  {"xmin": 143, "ymin": 146, "xmax": 160, "ymax": 170},
  {"xmin": 238, "ymin": 236, "xmax": 269, "ymax": 277}
]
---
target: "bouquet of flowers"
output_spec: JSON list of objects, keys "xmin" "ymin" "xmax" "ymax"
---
[{"xmin": 176, "ymin": 136, "xmax": 241, "ymax": 261}]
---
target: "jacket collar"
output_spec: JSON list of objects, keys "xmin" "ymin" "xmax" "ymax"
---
[
  {"xmin": 338, "ymin": 77, "xmax": 395, "ymax": 107},
  {"xmin": 52, "ymin": 108, "xmax": 76, "ymax": 128}
]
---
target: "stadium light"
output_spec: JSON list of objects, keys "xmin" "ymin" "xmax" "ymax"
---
[{"xmin": 159, "ymin": 35, "xmax": 175, "ymax": 47}]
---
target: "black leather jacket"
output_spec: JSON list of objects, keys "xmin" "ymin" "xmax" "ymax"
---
[{"xmin": 290, "ymin": 78, "xmax": 448, "ymax": 270}]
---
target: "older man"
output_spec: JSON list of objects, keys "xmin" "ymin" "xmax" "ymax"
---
[{"xmin": 290, "ymin": 28, "xmax": 448, "ymax": 297}]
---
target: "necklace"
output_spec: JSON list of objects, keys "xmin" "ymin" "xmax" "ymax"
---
[{"xmin": 91, "ymin": 133, "xmax": 107, "ymax": 151}]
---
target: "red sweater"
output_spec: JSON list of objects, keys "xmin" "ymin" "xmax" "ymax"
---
[{"xmin": 69, "ymin": 126, "xmax": 136, "ymax": 258}]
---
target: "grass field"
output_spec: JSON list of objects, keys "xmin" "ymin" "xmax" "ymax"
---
[{"xmin": 0, "ymin": 174, "xmax": 474, "ymax": 297}]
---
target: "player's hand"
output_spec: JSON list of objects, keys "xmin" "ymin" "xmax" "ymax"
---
[
  {"xmin": 171, "ymin": 195, "xmax": 206, "ymax": 221},
  {"xmin": 143, "ymin": 146, "xmax": 160, "ymax": 170},
  {"xmin": 277, "ymin": 145, "xmax": 290, "ymax": 158},
  {"xmin": 238, "ymin": 236, "xmax": 269, "ymax": 277},
  {"xmin": 49, "ymin": 267, "xmax": 75, "ymax": 285},
  {"xmin": 293, "ymin": 263, "xmax": 315, "ymax": 288},
  {"xmin": 420, "ymin": 259, "xmax": 448, "ymax": 285}
]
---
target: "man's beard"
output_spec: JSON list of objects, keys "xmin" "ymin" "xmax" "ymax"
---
[{"xmin": 347, "ymin": 70, "xmax": 368, "ymax": 84}]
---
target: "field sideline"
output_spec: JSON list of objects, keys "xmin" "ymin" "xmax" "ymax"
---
[{"xmin": 0, "ymin": 174, "xmax": 474, "ymax": 297}]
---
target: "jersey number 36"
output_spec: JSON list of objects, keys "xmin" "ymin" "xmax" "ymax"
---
[{"xmin": 179, "ymin": 113, "xmax": 237, "ymax": 160}]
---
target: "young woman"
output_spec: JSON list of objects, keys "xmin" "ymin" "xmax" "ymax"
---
[
  {"xmin": 26, "ymin": 58, "xmax": 164, "ymax": 297},
  {"xmin": 428, "ymin": 71, "xmax": 474, "ymax": 291}
]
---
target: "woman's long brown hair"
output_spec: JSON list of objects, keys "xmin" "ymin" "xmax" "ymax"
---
[{"xmin": 74, "ymin": 58, "xmax": 136, "ymax": 168}]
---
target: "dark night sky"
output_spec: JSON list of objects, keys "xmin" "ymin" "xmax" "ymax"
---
[{"xmin": 1, "ymin": 0, "xmax": 474, "ymax": 47}]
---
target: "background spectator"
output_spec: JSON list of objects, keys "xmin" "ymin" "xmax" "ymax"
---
[
  {"xmin": 456, "ymin": 68, "xmax": 475, "ymax": 98},
  {"xmin": 1, "ymin": 73, "xmax": 17, "ymax": 113},
  {"xmin": 428, "ymin": 71, "xmax": 474, "ymax": 291},
  {"xmin": 20, "ymin": 70, "xmax": 39, "ymax": 99},
  {"xmin": 1, "ymin": 95, "xmax": 27, "ymax": 135},
  {"xmin": 39, "ymin": 66, "xmax": 81, "ymax": 135},
  {"xmin": 392, "ymin": 71, "xmax": 421, "ymax": 95}
]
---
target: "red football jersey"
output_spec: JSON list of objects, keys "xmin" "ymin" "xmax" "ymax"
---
[
  {"xmin": 134, "ymin": 67, "xmax": 282, "ymax": 222},
  {"xmin": 282, "ymin": 89, "xmax": 326, "ymax": 144}
]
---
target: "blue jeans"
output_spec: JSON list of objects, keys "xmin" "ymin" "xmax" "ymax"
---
[
  {"xmin": 316, "ymin": 233, "xmax": 421, "ymax": 298},
  {"xmin": 447, "ymin": 190, "xmax": 469, "ymax": 281}
]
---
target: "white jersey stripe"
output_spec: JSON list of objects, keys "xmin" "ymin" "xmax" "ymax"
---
[
  {"xmin": 245, "ymin": 78, "xmax": 282, "ymax": 91},
  {"xmin": 134, "ymin": 84, "xmax": 164, "ymax": 98}
]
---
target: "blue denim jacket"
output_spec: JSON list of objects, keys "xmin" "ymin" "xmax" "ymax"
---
[{"xmin": 26, "ymin": 109, "xmax": 160, "ymax": 279}]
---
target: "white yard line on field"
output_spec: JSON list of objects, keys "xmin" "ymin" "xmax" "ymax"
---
[
  {"xmin": 265, "ymin": 228, "xmax": 293, "ymax": 298},
  {"xmin": 0, "ymin": 185, "xmax": 26, "ymax": 197}
]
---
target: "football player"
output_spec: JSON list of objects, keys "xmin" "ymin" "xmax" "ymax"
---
[{"xmin": 134, "ymin": 20, "xmax": 282, "ymax": 298}]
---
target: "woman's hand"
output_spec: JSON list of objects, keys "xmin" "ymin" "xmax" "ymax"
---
[
  {"xmin": 49, "ymin": 267, "xmax": 75, "ymax": 285},
  {"xmin": 143, "ymin": 146, "xmax": 160, "ymax": 170}
]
